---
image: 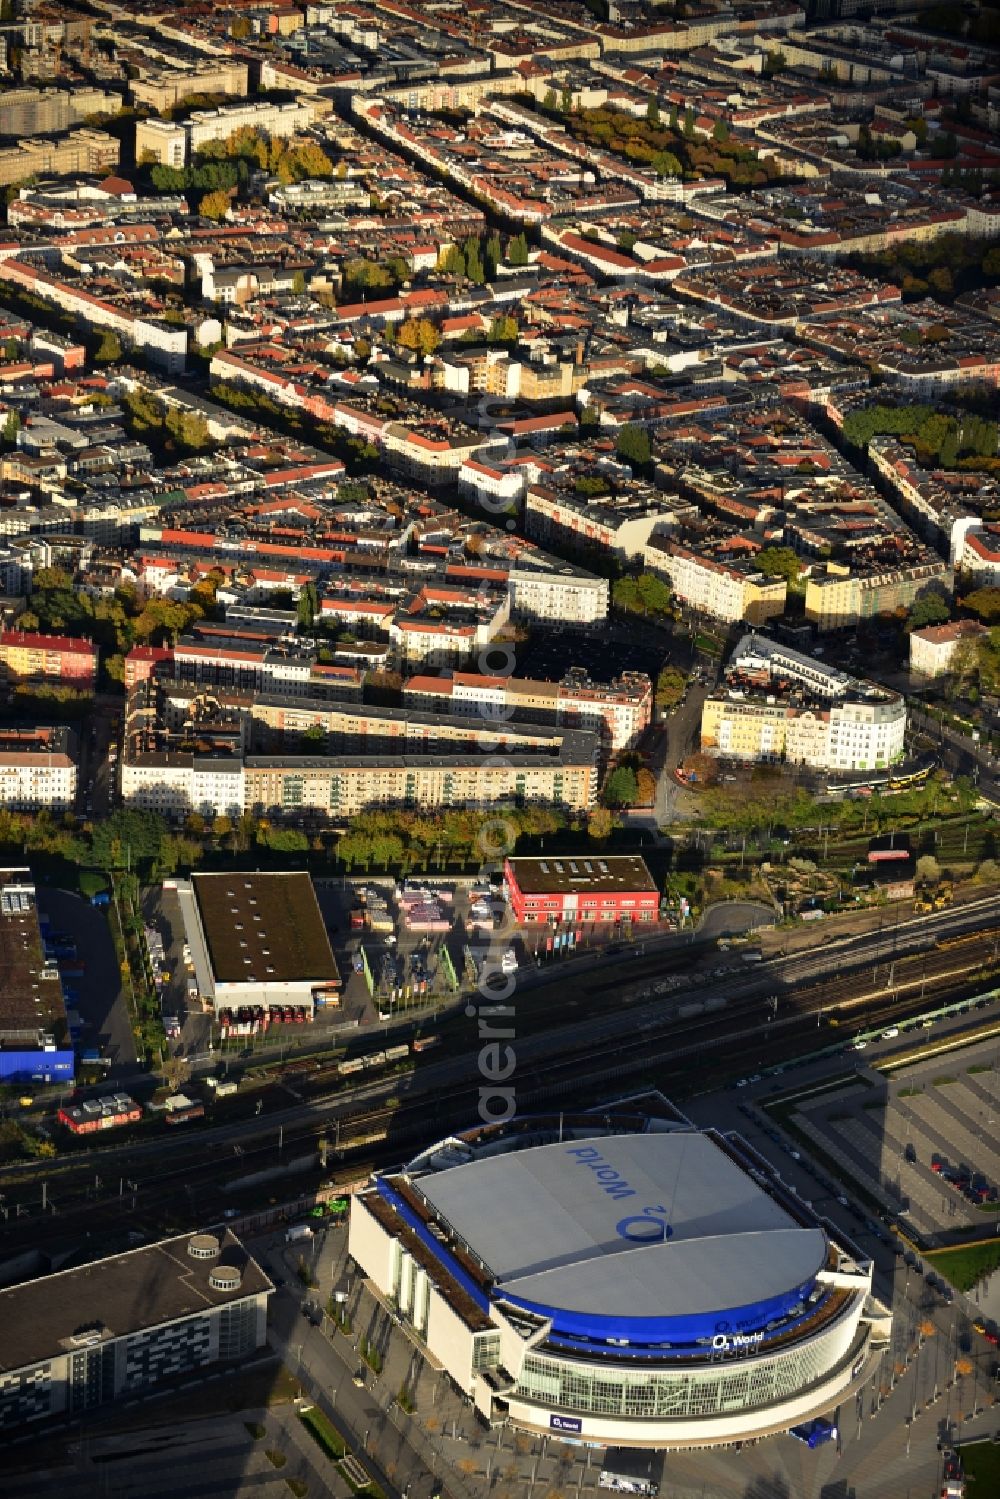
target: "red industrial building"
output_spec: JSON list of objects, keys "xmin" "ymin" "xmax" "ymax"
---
[
  {"xmin": 503, "ymin": 855, "xmax": 660, "ymax": 926},
  {"xmin": 58, "ymin": 1097, "xmax": 142, "ymax": 1134}
]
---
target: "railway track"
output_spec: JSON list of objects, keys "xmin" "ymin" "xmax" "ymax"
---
[
  {"xmin": 4, "ymin": 962, "xmax": 998, "ymax": 1241},
  {"xmin": 2, "ymin": 907, "xmax": 997, "ymax": 1244}
]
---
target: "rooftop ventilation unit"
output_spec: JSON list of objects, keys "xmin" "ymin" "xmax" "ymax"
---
[
  {"xmin": 188, "ymin": 1233, "xmax": 220, "ymax": 1261},
  {"xmin": 208, "ymin": 1264, "xmax": 242, "ymax": 1293}
]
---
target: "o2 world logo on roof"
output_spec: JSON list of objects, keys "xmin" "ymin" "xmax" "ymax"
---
[
  {"xmin": 616, "ymin": 1205, "xmax": 674, "ymax": 1243},
  {"xmin": 564, "ymin": 1147, "xmax": 674, "ymax": 1242}
]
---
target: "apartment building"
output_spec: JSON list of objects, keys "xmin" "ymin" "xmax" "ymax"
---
[
  {"xmin": 0, "ymin": 87, "xmax": 119, "ymax": 137},
  {"xmin": 123, "ymin": 741, "xmax": 595, "ymax": 820},
  {"xmin": 909, "ymin": 619, "xmax": 989, "ymax": 680},
  {"xmin": 804, "ymin": 559, "xmax": 953, "ymax": 631},
  {"xmin": 643, "ymin": 537, "xmax": 786, "ymax": 626},
  {"xmin": 245, "ymin": 749, "xmax": 595, "ymax": 820},
  {"xmin": 171, "ymin": 634, "xmax": 363, "ymax": 700},
  {"xmin": 507, "ymin": 565, "xmax": 609, "ymax": 626},
  {"xmin": 318, "ymin": 581, "xmax": 509, "ymax": 668},
  {"xmin": 122, "ymin": 680, "xmax": 597, "ymax": 818},
  {"xmin": 135, "ymin": 98, "xmax": 318, "ymax": 168},
  {"xmin": 130, "ymin": 60, "xmax": 249, "ymax": 114},
  {"xmin": 700, "ymin": 634, "xmax": 906, "ymax": 772},
  {"xmin": 0, "ymin": 630, "xmax": 97, "ymax": 691},
  {"xmin": 701, "ymin": 692, "xmax": 905, "ymax": 772},
  {"xmin": 525, "ymin": 485, "xmax": 677, "ymax": 562},
  {"xmin": 403, "ymin": 668, "xmax": 652, "ymax": 753},
  {"xmin": 953, "ymin": 522, "xmax": 1000, "ymax": 585},
  {"xmin": 0, "ymin": 129, "xmax": 119, "ymax": 189},
  {"xmin": 0, "ymin": 727, "xmax": 77, "ymax": 812},
  {"xmin": 0, "ymin": 257, "xmax": 188, "ymax": 374},
  {"xmin": 121, "ymin": 753, "xmax": 246, "ymax": 821}
]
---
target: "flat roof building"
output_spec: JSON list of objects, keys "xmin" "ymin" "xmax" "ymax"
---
[
  {"xmin": 173, "ymin": 871, "xmax": 340, "ymax": 1019},
  {"xmin": 0, "ymin": 1230, "xmax": 271, "ymax": 1430},
  {"xmin": 503, "ymin": 854, "xmax": 659, "ymax": 925},
  {"xmin": 0, "ymin": 868, "xmax": 72, "ymax": 1084},
  {"xmin": 349, "ymin": 1111, "xmax": 888, "ymax": 1449}
]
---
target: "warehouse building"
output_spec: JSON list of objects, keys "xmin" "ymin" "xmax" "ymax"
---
[
  {"xmin": 0, "ymin": 1231, "xmax": 271, "ymax": 1430},
  {"xmin": 173, "ymin": 871, "xmax": 340, "ymax": 1020},
  {"xmin": 0, "ymin": 868, "xmax": 72, "ymax": 1084}
]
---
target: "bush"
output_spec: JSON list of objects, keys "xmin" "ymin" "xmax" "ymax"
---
[{"xmin": 265, "ymin": 1449, "xmax": 287, "ymax": 1468}]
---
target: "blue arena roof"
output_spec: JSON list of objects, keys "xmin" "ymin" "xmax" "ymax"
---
[{"xmin": 413, "ymin": 1131, "xmax": 827, "ymax": 1345}]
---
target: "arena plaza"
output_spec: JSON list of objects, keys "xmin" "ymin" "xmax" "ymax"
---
[{"xmin": 348, "ymin": 1107, "xmax": 891, "ymax": 1448}]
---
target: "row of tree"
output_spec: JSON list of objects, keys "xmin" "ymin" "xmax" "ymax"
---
[
  {"xmin": 540, "ymin": 98, "xmax": 775, "ymax": 187},
  {"xmin": 211, "ymin": 380, "xmax": 380, "ymax": 472},
  {"xmin": 842, "ymin": 402, "xmax": 998, "ymax": 471},
  {"xmin": 701, "ymin": 772, "xmax": 976, "ymax": 840}
]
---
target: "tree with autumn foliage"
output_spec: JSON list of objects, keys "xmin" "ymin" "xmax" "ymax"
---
[
  {"xmin": 198, "ymin": 188, "xmax": 230, "ymax": 221},
  {"xmin": 396, "ymin": 317, "xmax": 441, "ymax": 357}
]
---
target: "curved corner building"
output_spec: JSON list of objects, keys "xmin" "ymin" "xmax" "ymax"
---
[{"xmin": 348, "ymin": 1112, "xmax": 890, "ymax": 1448}]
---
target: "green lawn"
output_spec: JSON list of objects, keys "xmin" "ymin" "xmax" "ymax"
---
[
  {"xmin": 299, "ymin": 1406, "xmax": 347, "ymax": 1460},
  {"xmin": 959, "ymin": 1439, "xmax": 1000, "ymax": 1493},
  {"xmin": 926, "ymin": 1239, "xmax": 1000, "ymax": 1292}
]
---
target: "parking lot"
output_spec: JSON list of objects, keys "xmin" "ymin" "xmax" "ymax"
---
[
  {"xmin": 517, "ymin": 622, "xmax": 671, "ymax": 684},
  {"xmin": 38, "ymin": 886, "xmax": 136, "ymax": 1079},
  {"xmin": 142, "ymin": 884, "xmax": 213, "ymax": 1064},
  {"xmin": 786, "ymin": 1044, "xmax": 1000, "ymax": 1242},
  {"xmin": 683, "ymin": 1075, "xmax": 1000, "ymax": 1499},
  {"xmin": 313, "ymin": 876, "xmax": 492, "ymax": 1022}
]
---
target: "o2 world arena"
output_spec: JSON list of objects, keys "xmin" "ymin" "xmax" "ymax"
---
[{"xmin": 348, "ymin": 1110, "xmax": 891, "ymax": 1448}]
